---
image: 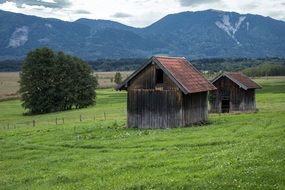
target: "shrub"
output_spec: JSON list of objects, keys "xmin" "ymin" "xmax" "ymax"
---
[{"xmin": 114, "ymin": 72, "xmax": 122, "ymax": 85}]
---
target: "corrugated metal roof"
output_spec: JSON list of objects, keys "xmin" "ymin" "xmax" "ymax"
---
[
  {"xmin": 154, "ymin": 56, "xmax": 217, "ymax": 93},
  {"xmin": 117, "ymin": 56, "xmax": 216, "ymax": 94},
  {"xmin": 212, "ymin": 72, "xmax": 261, "ymax": 90}
]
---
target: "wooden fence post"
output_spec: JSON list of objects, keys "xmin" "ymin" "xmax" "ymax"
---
[
  {"xmin": 62, "ymin": 118, "xmax": 64, "ymax": 124},
  {"xmin": 80, "ymin": 115, "xmax": 82, "ymax": 122}
]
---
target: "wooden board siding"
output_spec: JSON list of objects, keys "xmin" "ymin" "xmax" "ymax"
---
[
  {"xmin": 129, "ymin": 64, "xmax": 178, "ymax": 91},
  {"xmin": 243, "ymin": 89, "xmax": 256, "ymax": 111},
  {"xmin": 210, "ymin": 76, "xmax": 256, "ymax": 113},
  {"xmin": 127, "ymin": 90, "xmax": 209, "ymax": 128},
  {"xmin": 182, "ymin": 92, "xmax": 208, "ymax": 125},
  {"xmin": 127, "ymin": 89, "xmax": 183, "ymax": 128}
]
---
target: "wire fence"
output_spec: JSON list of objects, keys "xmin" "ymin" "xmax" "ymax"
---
[{"xmin": 0, "ymin": 109, "xmax": 127, "ymax": 130}]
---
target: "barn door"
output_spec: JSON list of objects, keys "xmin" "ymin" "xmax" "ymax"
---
[
  {"xmin": 221, "ymin": 100, "xmax": 230, "ymax": 113},
  {"xmin": 221, "ymin": 89, "xmax": 230, "ymax": 113}
]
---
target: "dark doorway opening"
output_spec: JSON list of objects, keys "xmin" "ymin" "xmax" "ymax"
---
[{"xmin": 221, "ymin": 100, "xmax": 230, "ymax": 113}]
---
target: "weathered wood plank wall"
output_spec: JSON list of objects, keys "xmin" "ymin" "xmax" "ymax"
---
[
  {"xmin": 127, "ymin": 89, "xmax": 183, "ymax": 128},
  {"xmin": 182, "ymin": 92, "xmax": 208, "ymax": 125},
  {"xmin": 127, "ymin": 90, "xmax": 209, "ymax": 128},
  {"xmin": 129, "ymin": 64, "xmax": 178, "ymax": 90}
]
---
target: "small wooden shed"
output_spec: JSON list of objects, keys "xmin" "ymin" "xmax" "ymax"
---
[
  {"xmin": 117, "ymin": 56, "xmax": 216, "ymax": 128},
  {"xmin": 209, "ymin": 72, "xmax": 261, "ymax": 113}
]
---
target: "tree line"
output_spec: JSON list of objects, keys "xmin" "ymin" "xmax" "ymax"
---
[
  {"xmin": 242, "ymin": 63, "xmax": 285, "ymax": 77},
  {"xmin": 191, "ymin": 57, "xmax": 285, "ymax": 72},
  {"xmin": 1, "ymin": 57, "xmax": 285, "ymax": 76}
]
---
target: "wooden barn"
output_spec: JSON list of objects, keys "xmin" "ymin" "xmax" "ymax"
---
[
  {"xmin": 209, "ymin": 72, "xmax": 261, "ymax": 113},
  {"xmin": 117, "ymin": 56, "xmax": 216, "ymax": 128}
]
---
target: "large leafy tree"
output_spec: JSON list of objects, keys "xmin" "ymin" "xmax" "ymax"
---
[{"xmin": 20, "ymin": 48, "xmax": 97, "ymax": 114}]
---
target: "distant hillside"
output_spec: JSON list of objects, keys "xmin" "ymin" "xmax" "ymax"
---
[{"xmin": 0, "ymin": 9, "xmax": 285, "ymax": 60}]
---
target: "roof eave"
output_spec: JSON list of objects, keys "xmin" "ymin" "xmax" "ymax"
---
[{"xmin": 239, "ymin": 72, "xmax": 262, "ymax": 89}]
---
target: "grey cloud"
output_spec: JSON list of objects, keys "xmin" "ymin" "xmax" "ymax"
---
[
  {"xmin": 178, "ymin": 0, "xmax": 220, "ymax": 6},
  {"xmin": 112, "ymin": 12, "xmax": 132, "ymax": 18},
  {"xmin": 1, "ymin": 0, "xmax": 71, "ymax": 8},
  {"xmin": 74, "ymin": 9, "xmax": 91, "ymax": 14},
  {"xmin": 240, "ymin": 3, "xmax": 258, "ymax": 10},
  {"xmin": 268, "ymin": 10, "xmax": 285, "ymax": 18}
]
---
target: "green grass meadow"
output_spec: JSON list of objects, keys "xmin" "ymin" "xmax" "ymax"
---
[{"xmin": 0, "ymin": 77, "xmax": 285, "ymax": 189}]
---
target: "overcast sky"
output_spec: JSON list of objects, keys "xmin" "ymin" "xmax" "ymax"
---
[{"xmin": 0, "ymin": 0, "xmax": 284, "ymax": 27}]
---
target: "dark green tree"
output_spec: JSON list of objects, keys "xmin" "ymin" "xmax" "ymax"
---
[
  {"xmin": 114, "ymin": 72, "xmax": 122, "ymax": 85},
  {"xmin": 20, "ymin": 48, "xmax": 97, "ymax": 114}
]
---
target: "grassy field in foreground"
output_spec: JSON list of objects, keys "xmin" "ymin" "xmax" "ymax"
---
[{"xmin": 0, "ymin": 77, "xmax": 285, "ymax": 189}]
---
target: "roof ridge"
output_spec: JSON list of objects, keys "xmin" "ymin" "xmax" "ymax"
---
[
  {"xmin": 225, "ymin": 71, "xmax": 242, "ymax": 74},
  {"xmin": 153, "ymin": 55, "xmax": 186, "ymax": 59}
]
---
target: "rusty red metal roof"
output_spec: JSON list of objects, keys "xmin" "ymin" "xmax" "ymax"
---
[
  {"xmin": 212, "ymin": 72, "xmax": 261, "ymax": 90},
  {"xmin": 154, "ymin": 56, "xmax": 217, "ymax": 93},
  {"xmin": 117, "ymin": 56, "xmax": 216, "ymax": 94}
]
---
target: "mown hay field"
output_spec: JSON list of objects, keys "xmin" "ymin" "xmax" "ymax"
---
[
  {"xmin": 0, "ymin": 71, "xmax": 132, "ymax": 100},
  {"xmin": 0, "ymin": 72, "xmax": 19, "ymax": 100},
  {"xmin": 0, "ymin": 77, "xmax": 284, "ymax": 189}
]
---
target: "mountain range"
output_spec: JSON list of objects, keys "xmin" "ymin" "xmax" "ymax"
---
[{"xmin": 0, "ymin": 9, "xmax": 285, "ymax": 60}]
